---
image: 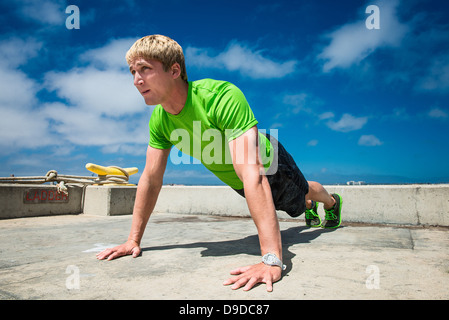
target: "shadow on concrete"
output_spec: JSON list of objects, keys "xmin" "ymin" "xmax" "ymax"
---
[{"xmin": 141, "ymin": 226, "xmax": 337, "ymax": 274}]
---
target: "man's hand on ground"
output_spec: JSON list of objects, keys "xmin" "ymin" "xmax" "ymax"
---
[
  {"xmin": 223, "ymin": 262, "xmax": 282, "ymax": 292},
  {"xmin": 96, "ymin": 240, "xmax": 141, "ymax": 261}
]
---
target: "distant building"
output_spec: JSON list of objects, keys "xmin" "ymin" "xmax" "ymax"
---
[{"xmin": 346, "ymin": 181, "xmax": 366, "ymax": 185}]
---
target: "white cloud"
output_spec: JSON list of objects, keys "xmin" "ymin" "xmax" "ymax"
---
[
  {"xmin": 44, "ymin": 67, "xmax": 144, "ymax": 117},
  {"xmin": 270, "ymin": 122, "xmax": 284, "ymax": 129},
  {"xmin": 428, "ymin": 107, "xmax": 448, "ymax": 119},
  {"xmin": 41, "ymin": 38, "xmax": 151, "ymax": 150},
  {"xmin": 326, "ymin": 113, "xmax": 368, "ymax": 132},
  {"xmin": 0, "ymin": 65, "xmax": 38, "ymax": 109},
  {"xmin": 0, "ymin": 37, "xmax": 43, "ymax": 110},
  {"xmin": 318, "ymin": 0, "xmax": 409, "ymax": 72},
  {"xmin": 101, "ymin": 144, "xmax": 147, "ymax": 156},
  {"xmin": 0, "ymin": 37, "xmax": 150, "ymax": 155},
  {"xmin": 319, "ymin": 112, "xmax": 335, "ymax": 120},
  {"xmin": 359, "ymin": 135, "xmax": 383, "ymax": 146},
  {"xmin": 186, "ymin": 41, "xmax": 297, "ymax": 79},
  {"xmin": 0, "ymin": 37, "xmax": 53, "ymax": 151},
  {"xmin": 278, "ymin": 92, "xmax": 324, "ymax": 121},
  {"xmin": 0, "ymin": 105, "xmax": 54, "ymax": 150},
  {"xmin": 45, "ymin": 38, "xmax": 143, "ymax": 117},
  {"xmin": 18, "ymin": 0, "xmax": 65, "ymax": 25},
  {"xmin": 282, "ymin": 93, "xmax": 319, "ymax": 114},
  {"xmin": 0, "ymin": 37, "xmax": 43, "ymax": 68},
  {"xmin": 41, "ymin": 102, "xmax": 149, "ymax": 147},
  {"xmin": 79, "ymin": 37, "xmax": 138, "ymax": 70},
  {"xmin": 417, "ymin": 55, "xmax": 449, "ymax": 93}
]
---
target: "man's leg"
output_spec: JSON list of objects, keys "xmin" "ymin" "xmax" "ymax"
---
[
  {"xmin": 255, "ymin": 133, "xmax": 342, "ymax": 227},
  {"xmin": 305, "ymin": 181, "xmax": 342, "ymax": 229},
  {"xmin": 305, "ymin": 181, "xmax": 335, "ymax": 210}
]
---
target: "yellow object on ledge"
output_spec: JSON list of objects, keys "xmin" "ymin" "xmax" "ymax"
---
[{"xmin": 85, "ymin": 163, "xmax": 138, "ymax": 186}]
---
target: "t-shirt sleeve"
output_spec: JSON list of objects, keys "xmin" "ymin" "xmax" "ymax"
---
[
  {"xmin": 214, "ymin": 83, "xmax": 258, "ymax": 142},
  {"xmin": 148, "ymin": 108, "xmax": 173, "ymax": 149}
]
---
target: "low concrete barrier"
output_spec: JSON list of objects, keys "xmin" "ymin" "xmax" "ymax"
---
[
  {"xmin": 153, "ymin": 185, "xmax": 449, "ymax": 226},
  {"xmin": 83, "ymin": 185, "xmax": 136, "ymax": 216},
  {"xmin": 323, "ymin": 185, "xmax": 449, "ymax": 226},
  {"xmin": 1, "ymin": 184, "xmax": 448, "ymax": 226},
  {"xmin": 0, "ymin": 184, "xmax": 83, "ymax": 219}
]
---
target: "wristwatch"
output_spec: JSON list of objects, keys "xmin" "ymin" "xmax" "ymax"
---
[{"xmin": 262, "ymin": 253, "xmax": 286, "ymax": 271}]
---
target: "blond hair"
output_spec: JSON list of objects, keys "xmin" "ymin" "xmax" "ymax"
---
[{"xmin": 126, "ymin": 35, "xmax": 188, "ymax": 82}]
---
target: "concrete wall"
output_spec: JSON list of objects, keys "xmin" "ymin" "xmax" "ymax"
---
[
  {"xmin": 1, "ymin": 184, "xmax": 448, "ymax": 226},
  {"xmin": 153, "ymin": 185, "xmax": 449, "ymax": 226},
  {"xmin": 323, "ymin": 185, "xmax": 449, "ymax": 226},
  {"xmin": 154, "ymin": 186, "xmax": 249, "ymax": 217},
  {"xmin": 83, "ymin": 185, "xmax": 137, "ymax": 216},
  {"xmin": 0, "ymin": 184, "xmax": 83, "ymax": 219}
]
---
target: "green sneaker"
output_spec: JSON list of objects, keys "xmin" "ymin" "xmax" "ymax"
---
[
  {"xmin": 322, "ymin": 193, "xmax": 342, "ymax": 229},
  {"xmin": 305, "ymin": 201, "xmax": 321, "ymax": 227}
]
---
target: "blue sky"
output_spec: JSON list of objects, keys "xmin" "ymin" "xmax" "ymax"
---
[{"xmin": 1, "ymin": 0, "xmax": 448, "ymax": 185}]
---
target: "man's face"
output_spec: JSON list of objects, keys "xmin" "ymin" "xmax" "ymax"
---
[{"xmin": 129, "ymin": 58, "xmax": 174, "ymax": 106}]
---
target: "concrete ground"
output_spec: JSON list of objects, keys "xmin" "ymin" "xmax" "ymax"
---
[{"xmin": 0, "ymin": 212, "xmax": 448, "ymax": 300}]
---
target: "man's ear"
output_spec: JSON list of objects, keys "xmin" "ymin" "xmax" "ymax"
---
[{"xmin": 171, "ymin": 63, "xmax": 181, "ymax": 79}]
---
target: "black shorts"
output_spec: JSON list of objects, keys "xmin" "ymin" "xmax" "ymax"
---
[{"xmin": 233, "ymin": 134, "xmax": 309, "ymax": 218}]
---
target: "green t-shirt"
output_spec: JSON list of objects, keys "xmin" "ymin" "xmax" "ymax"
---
[{"xmin": 148, "ymin": 79, "xmax": 272, "ymax": 189}]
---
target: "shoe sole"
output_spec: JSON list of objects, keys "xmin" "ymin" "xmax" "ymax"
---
[
  {"xmin": 307, "ymin": 220, "xmax": 321, "ymax": 228},
  {"xmin": 322, "ymin": 193, "xmax": 342, "ymax": 229}
]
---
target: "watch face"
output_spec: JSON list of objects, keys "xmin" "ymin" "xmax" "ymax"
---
[
  {"xmin": 263, "ymin": 253, "xmax": 286, "ymax": 270},
  {"xmin": 264, "ymin": 253, "xmax": 277, "ymax": 264}
]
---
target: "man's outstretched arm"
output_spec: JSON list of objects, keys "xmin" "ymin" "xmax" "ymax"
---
[
  {"xmin": 223, "ymin": 126, "xmax": 283, "ymax": 292},
  {"xmin": 96, "ymin": 146, "xmax": 170, "ymax": 260}
]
